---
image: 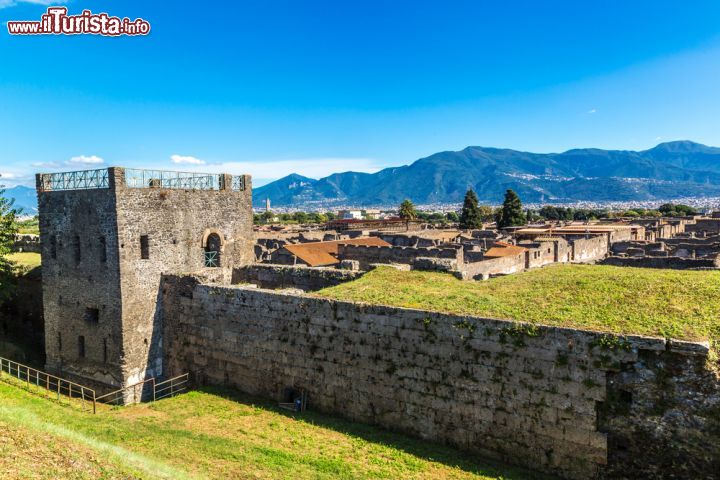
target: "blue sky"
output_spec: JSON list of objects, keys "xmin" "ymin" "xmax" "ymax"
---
[{"xmin": 1, "ymin": 0, "xmax": 720, "ymax": 187}]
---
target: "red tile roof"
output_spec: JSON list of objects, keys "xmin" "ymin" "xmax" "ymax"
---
[
  {"xmin": 285, "ymin": 237, "xmax": 391, "ymax": 267},
  {"xmin": 483, "ymin": 241, "xmax": 528, "ymax": 258}
]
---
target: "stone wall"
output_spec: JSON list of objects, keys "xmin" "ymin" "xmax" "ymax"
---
[
  {"xmin": 611, "ymin": 241, "xmax": 665, "ymax": 256},
  {"xmin": 112, "ymin": 170, "xmax": 254, "ymax": 385},
  {"xmin": 161, "ymin": 275, "xmax": 720, "ymax": 478},
  {"xmin": 36, "ymin": 167, "xmax": 255, "ymax": 391},
  {"xmin": 523, "ymin": 241, "xmax": 561, "ymax": 269},
  {"xmin": 12, "ymin": 234, "xmax": 41, "ymax": 253},
  {"xmin": 0, "ymin": 266, "xmax": 44, "ymax": 352},
  {"xmin": 460, "ymin": 253, "xmax": 526, "ymax": 280},
  {"xmin": 685, "ymin": 218, "xmax": 720, "ymax": 235},
  {"xmin": 337, "ymin": 244, "xmax": 462, "ymax": 270},
  {"xmin": 600, "ymin": 256, "xmax": 720, "ymax": 270},
  {"xmin": 599, "ymin": 341, "xmax": 720, "ymax": 478},
  {"xmin": 570, "ymin": 235, "xmax": 608, "ymax": 262},
  {"xmin": 37, "ymin": 183, "xmax": 125, "ymax": 389},
  {"xmin": 232, "ymin": 264, "xmax": 363, "ymax": 291}
]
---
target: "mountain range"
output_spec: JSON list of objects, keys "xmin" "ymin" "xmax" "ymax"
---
[
  {"xmin": 253, "ymin": 141, "xmax": 720, "ymax": 207},
  {"xmin": 2, "ymin": 185, "xmax": 37, "ymax": 216},
  {"xmin": 5, "ymin": 141, "xmax": 720, "ymax": 213}
]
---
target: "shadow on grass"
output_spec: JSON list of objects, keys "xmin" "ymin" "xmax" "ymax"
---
[{"xmin": 196, "ymin": 385, "xmax": 557, "ymax": 480}]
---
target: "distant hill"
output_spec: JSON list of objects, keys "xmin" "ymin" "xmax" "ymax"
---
[
  {"xmin": 3, "ymin": 185, "xmax": 37, "ymax": 215},
  {"xmin": 254, "ymin": 141, "xmax": 720, "ymax": 207}
]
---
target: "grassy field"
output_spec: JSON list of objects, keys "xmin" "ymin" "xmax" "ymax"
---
[
  {"xmin": 315, "ymin": 265, "xmax": 720, "ymax": 342},
  {"xmin": 16, "ymin": 217, "xmax": 39, "ymax": 235},
  {"xmin": 0, "ymin": 380, "xmax": 542, "ymax": 480},
  {"xmin": 7, "ymin": 252, "xmax": 41, "ymax": 269}
]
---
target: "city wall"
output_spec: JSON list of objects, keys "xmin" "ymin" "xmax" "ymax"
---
[{"xmin": 160, "ymin": 274, "xmax": 720, "ymax": 479}]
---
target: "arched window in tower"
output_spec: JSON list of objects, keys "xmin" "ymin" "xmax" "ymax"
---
[{"xmin": 204, "ymin": 232, "xmax": 221, "ymax": 267}]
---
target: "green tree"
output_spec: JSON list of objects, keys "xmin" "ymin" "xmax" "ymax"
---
[
  {"xmin": 428, "ymin": 212, "xmax": 445, "ymax": 223},
  {"xmin": 292, "ymin": 211, "xmax": 309, "ymax": 223},
  {"xmin": 459, "ymin": 189, "xmax": 483, "ymax": 229},
  {"xmin": 398, "ymin": 199, "xmax": 417, "ymax": 220},
  {"xmin": 478, "ymin": 205, "xmax": 495, "ymax": 222},
  {"xmin": 658, "ymin": 203, "xmax": 698, "ymax": 217},
  {"xmin": 0, "ymin": 179, "xmax": 19, "ymax": 304},
  {"xmin": 445, "ymin": 211, "xmax": 459, "ymax": 222},
  {"xmin": 497, "ymin": 189, "xmax": 526, "ymax": 228},
  {"xmin": 261, "ymin": 210, "xmax": 274, "ymax": 223}
]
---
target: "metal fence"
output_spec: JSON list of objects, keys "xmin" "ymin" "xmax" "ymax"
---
[
  {"xmin": 231, "ymin": 175, "xmax": 246, "ymax": 191},
  {"xmin": 0, "ymin": 356, "xmax": 97, "ymax": 413},
  {"xmin": 0, "ymin": 356, "xmax": 190, "ymax": 413},
  {"xmin": 124, "ymin": 168, "xmax": 224, "ymax": 190},
  {"xmin": 155, "ymin": 374, "xmax": 189, "ymax": 401},
  {"xmin": 95, "ymin": 373, "xmax": 191, "ymax": 406},
  {"xmin": 95, "ymin": 377, "xmax": 156, "ymax": 406},
  {"xmin": 38, "ymin": 168, "xmax": 110, "ymax": 192},
  {"xmin": 37, "ymin": 167, "xmax": 246, "ymax": 192}
]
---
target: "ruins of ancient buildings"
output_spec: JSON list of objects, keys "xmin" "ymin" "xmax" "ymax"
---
[{"xmin": 18, "ymin": 166, "xmax": 720, "ymax": 479}]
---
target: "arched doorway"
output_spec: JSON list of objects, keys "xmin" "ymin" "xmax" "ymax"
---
[{"xmin": 204, "ymin": 233, "xmax": 222, "ymax": 267}]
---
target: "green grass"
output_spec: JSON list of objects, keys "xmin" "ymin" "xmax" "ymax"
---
[
  {"xmin": 7, "ymin": 251, "xmax": 41, "ymax": 269},
  {"xmin": 0, "ymin": 380, "xmax": 542, "ymax": 479},
  {"xmin": 314, "ymin": 265, "xmax": 720, "ymax": 342},
  {"xmin": 16, "ymin": 217, "xmax": 39, "ymax": 235}
]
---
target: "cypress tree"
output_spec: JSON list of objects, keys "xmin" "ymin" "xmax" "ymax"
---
[
  {"xmin": 497, "ymin": 189, "xmax": 526, "ymax": 228},
  {"xmin": 459, "ymin": 189, "xmax": 483, "ymax": 229}
]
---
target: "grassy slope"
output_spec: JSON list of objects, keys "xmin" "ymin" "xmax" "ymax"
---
[
  {"xmin": 0, "ymin": 381, "xmax": 540, "ymax": 480},
  {"xmin": 315, "ymin": 265, "xmax": 720, "ymax": 341},
  {"xmin": 7, "ymin": 252, "xmax": 41, "ymax": 269}
]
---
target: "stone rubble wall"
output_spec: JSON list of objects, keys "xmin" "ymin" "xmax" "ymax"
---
[
  {"xmin": 12, "ymin": 234, "xmax": 41, "ymax": 253},
  {"xmin": 337, "ymin": 244, "xmax": 462, "ymax": 270},
  {"xmin": 161, "ymin": 275, "xmax": 720, "ymax": 479},
  {"xmin": 600, "ymin": 255, "xmax": 720, "ymax": 270},
  {"xmin": 460, "ymin": 252, "xmax": 526, "ymax": 280},
  {"xmin": 232, "ymin": 264, "xmax": 364, "ymax": 291},
  {"xmin": 569, "ymin": 235, "xmax": 608, "ymax": 263}
]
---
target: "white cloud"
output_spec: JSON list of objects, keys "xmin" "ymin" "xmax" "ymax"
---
[
  {"xmin": 67, "ymin": 155, "xmax": 104, "ymax": 165},
  {"xmin": 171, "ymin": 154, "xmax": 206, "ymax": 165},
  {"xmin": 587, "ymin": 108, "xmax": 597, "ymax": 114},
  {"xmin": 0, "ymin": 171, "xmax": 33, "ymax": 187},
  {"xmin": 0, "ymin": 0, "xmax": 61, "ymax": 9},
  {"xmin": 31, "ymin": 161, "xmax": 60, "ymax": 169}
]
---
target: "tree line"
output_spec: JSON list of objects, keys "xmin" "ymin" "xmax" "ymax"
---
[
  {"xmin": 0, "ymin": 176, "xmax": 19, "ymax": 303},
  {"xmin": 255, "ymin": 191, "xmax": 699, "ymax": 227},
  {"xmin": 396, "ymin": 192, "xmax": 700, "ymax": 229}
]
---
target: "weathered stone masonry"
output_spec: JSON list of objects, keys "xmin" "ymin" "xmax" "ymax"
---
[
  {"xmin": 37, "ymin": 167, "xmax": 254, "ymax": 391},
  {"xmin": 161, "ymin": 275, "xmax": 720, "ymax": 479}
]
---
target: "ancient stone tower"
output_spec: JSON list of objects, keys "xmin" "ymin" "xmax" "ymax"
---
[{"xmin": 36, "ymin": 167, "xmax": 253, "ymax": 391}]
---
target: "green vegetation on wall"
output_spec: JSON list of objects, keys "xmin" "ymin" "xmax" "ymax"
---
[{"xmin": 315, "ymin": 265, "xmax": 720, "ymax": 342}]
